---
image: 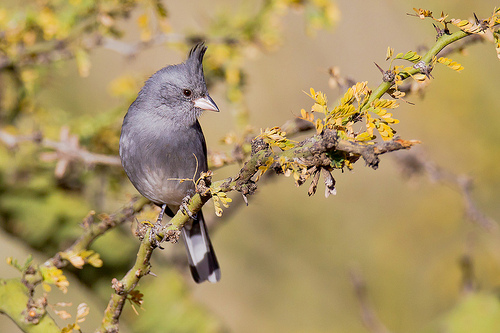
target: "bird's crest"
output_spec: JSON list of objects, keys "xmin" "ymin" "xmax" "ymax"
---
[{"xmin": 186, "ymin": 42, "xmax": 207, "ymax": 77}]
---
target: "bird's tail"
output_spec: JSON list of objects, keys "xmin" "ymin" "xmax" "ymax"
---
[{"xmin": 181, "ymin": 210, "xmax": 221, "ymax": 283}]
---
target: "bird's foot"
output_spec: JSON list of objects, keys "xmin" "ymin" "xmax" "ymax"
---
[
  {"xmin": 155, "ymin": 203, "xmax": 167, "ymax": 224},
  {"xmin": 145, "ymin": 219, "xmax": 165, "ymax": 249},
  {"xmin": 180, "ymin": 195, "xmax": 196, "ymax": 219}
]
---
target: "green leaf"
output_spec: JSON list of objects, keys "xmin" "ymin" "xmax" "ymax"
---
[{"xmin": 395, "ymin": 50, "xmax": 421, "ymax": 63}]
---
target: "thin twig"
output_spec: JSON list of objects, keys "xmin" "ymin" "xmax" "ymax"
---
[
  {"xmin": 350, "ymin": 267, "xmax": 392, "ymax": 333},
  {"xmin": 0, "ymin": 128, "xmax": 121, "ymax": 172},
  {"xmin": 394, "ymin": 151, "xmax": 497, "ymax": 231}
]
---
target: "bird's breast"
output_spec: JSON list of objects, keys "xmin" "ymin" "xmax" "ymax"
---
[{"xmin": 120, "ymin": 116, "xmax": 207, "ymax": 206}]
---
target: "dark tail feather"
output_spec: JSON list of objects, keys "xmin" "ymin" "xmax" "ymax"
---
[{"xmin": 181, "ymin": 210, "xmax": 221, "ymax": 283}]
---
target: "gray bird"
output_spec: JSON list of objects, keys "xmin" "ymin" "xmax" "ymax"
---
[{"xmin": 119, "ymin": 43, "xmax": 221, "ymax": 283}]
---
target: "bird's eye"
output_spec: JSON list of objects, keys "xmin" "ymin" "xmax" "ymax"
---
[{"xmin": 183, "ymin": 89, "xmax": 192, "ymax": 97}]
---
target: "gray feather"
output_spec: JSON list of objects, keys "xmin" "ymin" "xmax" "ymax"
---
[{"xmin": 119, "ymin": 42, "xmax": 221, "ymax": 283}]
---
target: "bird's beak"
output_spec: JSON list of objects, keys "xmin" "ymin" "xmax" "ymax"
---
[{"xmin": 193, "ymin": 95, "xmax": 219, "ymax": 112}]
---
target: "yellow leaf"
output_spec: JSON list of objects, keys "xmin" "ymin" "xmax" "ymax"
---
[
  {"xmin": 356, "ymin": 131, "xmax": 374, "ymax": 142},
  {"xmin": 137, "ymin": 13, "xmax": 148, "ymax": 28},
  {"xmin": 87, "ymin": 253, "xmax": 103, "ymax": 268},
  {"xmin": 438, "ymin": 57, "xmax": 464, "ymax": 72},
  {"xmin": 403, "ymin": 51, "xmax": 421, "ymax": 62},
  {"xmin": 40, "ymin": 265, "xmax": 69, "ymax": 293},
  {"xmin": 413, "ymin": 8, "xmax": 433, "ymax": 19},
  {"xmin": 315, "ymin": 119, "xmax": 324, "ymax": 134},
  {"xmin": 450, "ymin": 18, "xmax": 484, "ymax": 34},
  {"xmin": 315, "ymin": 91, "xmax": 327, "ymax": 105},
  {"xmin": 311, "ymin": 103, "xmax": 326, "ymax": 114},
  {"xmin": 69, "ymin": 255, "xmax": 85, "ymax": 269},
  {"xmin": 340, "ymin": 87, "xmax": 354, "ymax": 105},
  {"xmin": 386, "ymin": 47, "xmax": 394, "ymax": 60}
]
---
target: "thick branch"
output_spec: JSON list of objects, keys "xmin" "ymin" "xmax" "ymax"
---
[
  {"xmin": 157, "ymin": 129, "xmax": 416, "ymax": 242},
  {"xmin": 97, "ymin": 229, "xmax": 154, "ymax": 333}
]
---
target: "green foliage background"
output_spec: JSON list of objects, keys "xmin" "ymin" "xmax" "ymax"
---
[{"xmin": 1, "ymin": 0, "xmax": 500, "ymax": 332}]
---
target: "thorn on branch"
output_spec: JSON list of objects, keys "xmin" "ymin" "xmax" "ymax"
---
[
  {"xmin": 473, "ymin": 13, "xmax": 488, "ymax": 33},
  {"xmin": 433, "ymin": 23, "xmax": 450, "ymax": 40},
  {"xmin": 374, "ymin": 62, "xmax": 395, "ymax": 82}
]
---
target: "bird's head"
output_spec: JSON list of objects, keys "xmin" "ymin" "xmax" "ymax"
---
[{"xmin": 137, "ymin": 43, "xmax": 219, "ymax": 124}]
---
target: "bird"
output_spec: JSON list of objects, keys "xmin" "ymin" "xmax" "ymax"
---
[{"xmin": 119, "ymin": 43, "xmax": 221, "ymax": 283}]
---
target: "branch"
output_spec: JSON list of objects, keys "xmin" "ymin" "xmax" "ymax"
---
[
  {"xmin": 48, "ymin": 196, "xmax": 150, "ymax": 269},
  {"xmin": 90, "ymin": 129, "xmax": 416, "ymax": 331},
  {"xmin": 394, "ymin": 151, "xmax": 497, "ymax": 231},
  {"xmin": 158, "ymin": 129, "xmax": 417, "ymax": 242},
  {"xmin": 97, "ymin": 227, "xmax": 154, "ymax": 333},
  {"xmin": 364, "ymin": 29, "xmax": 469, "ymax": 111},
  {"xmin": 0, "ymin": 127, "xmax": 121, "ymax": 178}
]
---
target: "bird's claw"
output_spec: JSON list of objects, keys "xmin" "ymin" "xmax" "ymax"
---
[
  {"xmin": 148, "ymin": 220, "xmax": 165, "ymax": 249},
  {"xmin": 180, "ymin": 195, "xmax": 196, "ymax": 219}
]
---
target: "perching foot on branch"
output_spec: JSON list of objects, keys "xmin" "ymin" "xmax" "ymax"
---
[{"xmin": 180, "ymin": 195, "xmax": 196, "ymax": 219}]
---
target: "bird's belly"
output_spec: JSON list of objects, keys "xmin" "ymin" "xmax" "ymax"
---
[{"xmin": 134, "ymin": 166, "xmax": 196, "ymax": 206}]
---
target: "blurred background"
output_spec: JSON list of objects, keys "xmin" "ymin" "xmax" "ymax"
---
[{"xmin": 1, "ymin": 0, "xmax": 500, "ymax": 332}]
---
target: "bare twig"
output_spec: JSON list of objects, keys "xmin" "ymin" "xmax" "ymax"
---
[
  {"xmin": 350, "ymin": 268, "xmax": 392, "ymax": 333},
  {"xmin": 0, "ymin": 127, "xmax": 121, "ymax": 178},
  {"xmin": 101, "ymin": 33, "xmax": 185, "ymax": 58},
  {"xmin": 394, "ymin": 151, "xmax": 497, "ymax": 231},
  {"xmin": 49, "ymin": 196, "xmax": 150, "ymax": 269}
]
